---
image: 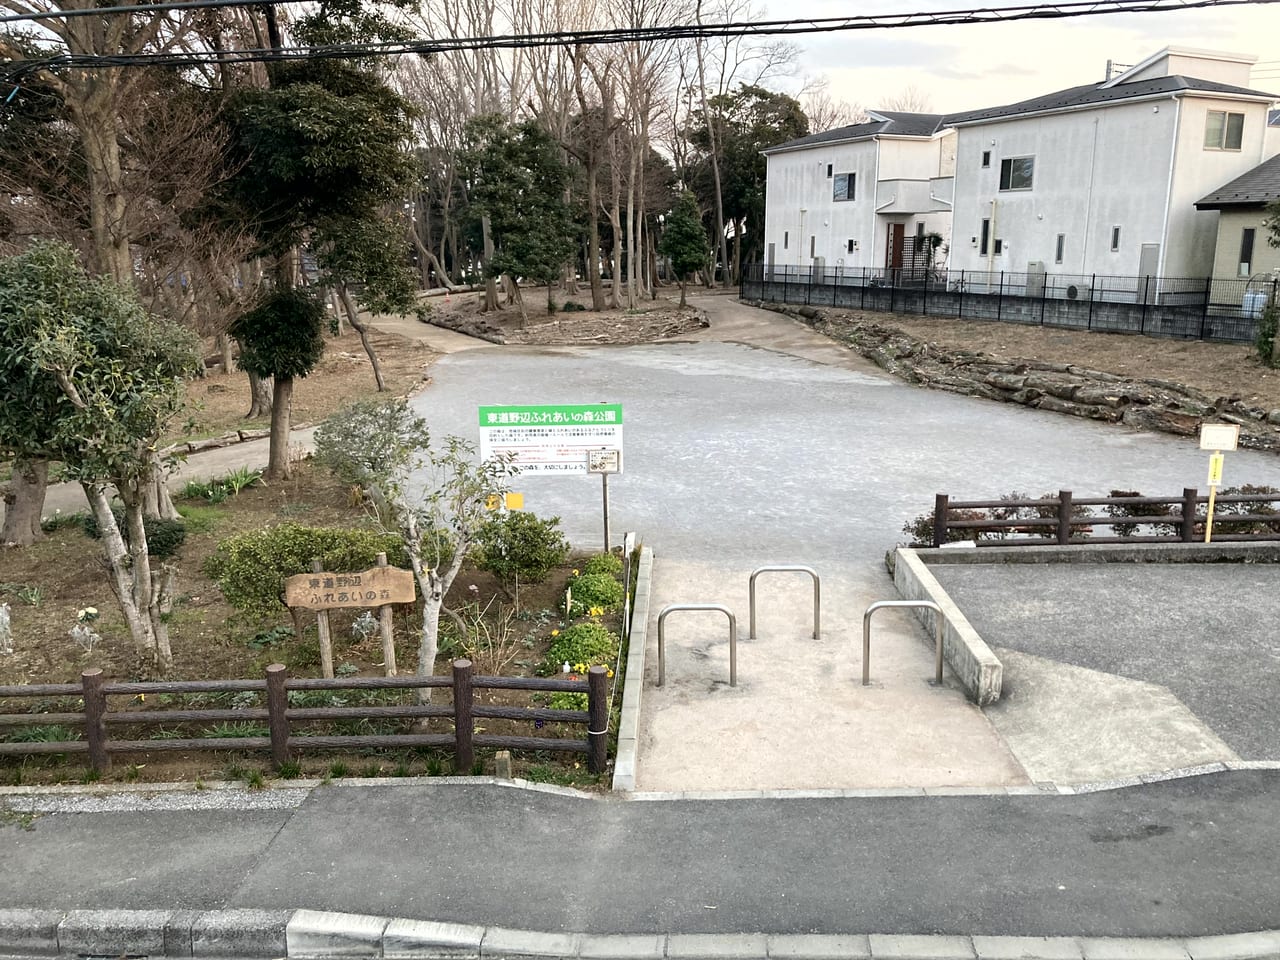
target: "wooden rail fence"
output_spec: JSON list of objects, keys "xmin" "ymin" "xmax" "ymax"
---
[
  {"xmin": 0, "ymin": 659, "xmax": 609, "ymax": 774},
  {"xmin": 931, "ymin": 488, "xmax": 1280, "ymax": 547}
]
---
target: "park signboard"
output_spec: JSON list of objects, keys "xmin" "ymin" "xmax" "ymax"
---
[{"xmin": 479, "ymin": 403, "xmax": 623, "ymax": 476}]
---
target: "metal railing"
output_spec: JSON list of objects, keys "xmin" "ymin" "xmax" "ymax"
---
[
  {"xmin": 862, "ymin": 600, "xmax": 945, "ymax": 687},
  {"xmin": 656, "ymin": 604, "xmax": 738, "ymax": 688},
  {"xmin": 741, "ymin": 263, "xmax": 1278, "ymax": 345},
  {"xmin": 748, "ymin": 565, "xmax": 821, "ymax": 640}
]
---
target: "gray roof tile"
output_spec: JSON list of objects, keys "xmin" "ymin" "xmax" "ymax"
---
[{"xmin": 1196, "ymin": 153, "xmax": 1280, "ymax": 207}]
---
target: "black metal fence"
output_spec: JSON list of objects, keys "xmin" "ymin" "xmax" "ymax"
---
[{"xmin": 740, "ymin": 264, "xmax": 1279, "ymax": 344}]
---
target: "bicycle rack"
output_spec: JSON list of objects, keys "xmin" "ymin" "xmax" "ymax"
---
[
  {"xmin": 657, "ymin": 603, "xmax": 738, "ymax": 687},
  {"xmin": 861, "ymin": 600, "xmax": 945, "ymax": 687},
  {"xmin": 748, "ymin": 565, "xmax": 821, "ymax": 640}
]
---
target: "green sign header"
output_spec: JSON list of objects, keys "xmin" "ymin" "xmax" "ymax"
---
[{"xmin": 479, "ymin": 404, "xmax": 623, "ymax": 427}]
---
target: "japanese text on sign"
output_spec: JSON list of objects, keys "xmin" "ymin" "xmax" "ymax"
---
[
  {"xmin": 284, "ymin": 565, "xmax": 416, "ymax": 610},
  {"xmin": 479, "ymin": 403, "xmax": 623, "ymax": 476}
]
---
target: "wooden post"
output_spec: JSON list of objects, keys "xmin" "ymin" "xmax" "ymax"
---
[
  {"xmin": 452, "ymin": 658, "xmax": 474, "ymax": 773},
  {"xmin": 1181, "ymin": 488, "xmax": 1199, "ymax": 542},
  {"xmin": 265, "ymin": 663, "xmax": 290, "ymax": 768},
  {"xmin": 376, "ymin": 553, "xmax": 397, "ymax": 677},
  {"xmin": 81, "ymin": 669, "xmax": 110, "ymax": 774},
  {"xmin": 1057, "ymin": 490, "xmax": 1073, "ymax": 545},
  {"xmin": 312, "ymin": 558, "xmax": 334, "ymax": 679},
  {"xmin": 587, "ymin": 665, "xmax": 608, "ymax": 774},
  {"xmin": 933, "ymin": 494, "xmax": 949, "ymax": 548}
]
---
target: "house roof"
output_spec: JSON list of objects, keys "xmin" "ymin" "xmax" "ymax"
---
[
  {"xmin": 762, "ymin": 112, "xmax": 946, "ymax": 155},
  {"xmin": 946, "ymin": 75, "xmax": 1278, "ymax": 126},
  {"xmin": 1195, "ymin": 153, "xmax": 1280, "ymax": 208}
]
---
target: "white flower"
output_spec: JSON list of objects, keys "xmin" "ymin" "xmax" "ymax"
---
[{"xmin": 76, "ymin": 607, "xmax": 99, "ymax": 623}]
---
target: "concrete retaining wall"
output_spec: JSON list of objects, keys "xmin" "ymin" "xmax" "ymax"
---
[
  {"xmin": 891, "ymin": 548, "xmax": 1003, "ymax": 706},
  {"xmin": 612, "ymin": 546, "xmax": 653, "ymax": 792}
]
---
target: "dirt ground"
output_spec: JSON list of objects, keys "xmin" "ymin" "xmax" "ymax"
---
[
  {"xmin": 831, "ymin": 310, "xmax": 1280, "ymax": 411},
  {"xmin": 174, "ymin": 327, "xmax": 438, "ymax": 445}
]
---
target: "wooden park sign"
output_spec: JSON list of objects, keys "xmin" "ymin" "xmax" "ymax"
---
[
  {"xmin": 284, "ymin": 554, "xmax": 416, "ymax": 679},
  {"xmin": 285, "ymin": 564, "xmax": 416, "ymax": 610}
]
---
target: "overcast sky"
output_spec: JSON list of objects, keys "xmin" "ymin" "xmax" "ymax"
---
[{"xmin": 770, "ymin": 0, "xmax": 1280, "ymax": 116}]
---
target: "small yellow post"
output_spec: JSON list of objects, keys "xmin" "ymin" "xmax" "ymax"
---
[{"xmin": 1204, "ymin": 451, "xmax": 1225, "ymax": 543}]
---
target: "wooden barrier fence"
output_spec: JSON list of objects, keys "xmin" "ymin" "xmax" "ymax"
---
[
  {"xmin": 932, "ymin": 488, "xmax": 1280, "ymax": 547},
  {"xmin": 0, "ymin": 659, "xmax": 609, "ymax": 774}
]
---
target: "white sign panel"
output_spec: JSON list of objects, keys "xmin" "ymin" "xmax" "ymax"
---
[
  {"xmin": 479, "ymin": 403, "xmax": 623, "ymax": 476},
  {"xmin": 1199, "ymin": 423, "xmax": 1240, "ymax": 451}
]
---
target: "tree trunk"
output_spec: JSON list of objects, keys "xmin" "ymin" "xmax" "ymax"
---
[
  {"xmin": 1, "ymin": 458, "xmax": 48, "ymax": 547},
  {"xmin": 609, "ymin": 144, "xmax": 623, "ymax": 310},
  {"xmin": 481, "ymin": 215, "xmax": 499, "ymax": 312},
  {"xmin": 693, "ymin": 32, "xmax": 731, "ymax": 289},
  {"xmin": 339, "ymin": 284, "xmax": 387, "ymax": 392},
  {"xmin": 679, "ymin": 278, "xmax": 687, "ymax": 308},
  {"xmin": 217, "ymin": 334, "xmax": 234, "ymax": 375},
  {"xmin": 246, "ymin": 369, "xmax": 273, "ymax": 419},
  {"xmin": 140, "ymin": 455, "xmax": 180, "ymax": 521},
  {"xmin": 67, "ymin": 79, "xmax": 132, "ymax": 284},
  {"xmin": 85, "ymin": 482, "xmax": 163, "ymax": 670},
  {"xmin": 265, "ymin": 375, "xmax": 294, "ymax": 481}
]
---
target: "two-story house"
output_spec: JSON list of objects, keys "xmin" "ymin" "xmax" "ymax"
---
[
  {"xmin": 760, "ymin": 112, "xmax": 955, "ymax": 278},
  {"xmin": 946, "ymin": 47, "xmax": 1277, "ymax": 280}
]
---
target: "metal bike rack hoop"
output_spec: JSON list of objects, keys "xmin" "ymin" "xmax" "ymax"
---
[
  {"xmin": 748, "ymin": 565, "xmax": 821, "ymax": 640},
  {"xmin": 861, "ymin": 599, "xmax": 945, "ymax": 687},
  {"xmin": 657, "ymin": 603, "xmax": 738, "ymax": 688}
]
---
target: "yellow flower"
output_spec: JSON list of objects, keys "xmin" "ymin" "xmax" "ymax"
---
[
  {"xmin": 550, "ymin": 629, "xmax": 560, "ymax": 637},
  {"xmin": 572, "ymin": 569, "xmax": 580, "ymax": 576},
  {"xmin": 606, "ymin": 669, "xmax": 614, "ymax": 678},
  {"xmin": 588, "ymin": 606, "xmax": 604, "ymax": 617}
]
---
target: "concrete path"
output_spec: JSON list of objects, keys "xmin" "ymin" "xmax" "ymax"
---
[{"xmin": 5, "ymin": 773, "xmax": 1280, "ymax": 937}]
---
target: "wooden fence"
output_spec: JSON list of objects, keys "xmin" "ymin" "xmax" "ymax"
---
[
  {"xmin": 931, "ymin": 488, "xmax": 1280, "ymax": 547},
  {"xmin": 0, "ymin": 659, "xmax": 609, "ymax": 774}
]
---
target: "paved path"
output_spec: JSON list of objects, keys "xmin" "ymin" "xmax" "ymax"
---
[{"xmin": 5, "ymin": 773, "xmax": 1280, "ymax": 937}]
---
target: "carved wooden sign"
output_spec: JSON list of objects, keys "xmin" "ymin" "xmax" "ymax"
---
[{"xmin": 285, "ymin": 565, "xmax": 416, "ymax": 610}]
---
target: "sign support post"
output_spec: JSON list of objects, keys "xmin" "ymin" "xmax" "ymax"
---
[
  {"xmin": 587, "ymin": 447, "xmax": 621, "ymax": 553},
  {"xmin": 1199, "ymin": 423, "xmax": 1239, "ymax": 544},
  {"xmin": 602, "ymin": 472, "xmax": 610, "ymax": 552}
]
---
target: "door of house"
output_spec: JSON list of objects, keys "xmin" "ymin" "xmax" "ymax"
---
[
  {"xmin": 1138, "ymin": 243, "xmax": 1160, "ymax": 280},
  {"xmin": 886, "ymin": 224, "xmax": 905, "ymax": 269}
]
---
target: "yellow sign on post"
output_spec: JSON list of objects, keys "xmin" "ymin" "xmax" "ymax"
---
[
  {"xmin": 1199, "ymin": 423, "xmax": 1238, "ymax": 544},
  {"xmin": 1207, "ymin": 453, "xmax": 1224, "ymax": 488}
]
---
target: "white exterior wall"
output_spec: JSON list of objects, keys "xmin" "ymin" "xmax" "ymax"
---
[
  {"xmin": 763, "ymin": 139, "xmax": 879, "ymax": 271},
  {"xmin": 1123, "ymin": 49, "xmax": 1254, "ymax": 87},
  {"xmin": 950, "ymin": 99, "xmax": 1178, "ymax": 276},
  {"xmin": 1165, "ymin": 96, "xmax": 1277, "ymax": 277},
  {"xmin": 762, "ymin": 132, "xmax": 955, "ymax": 273}
]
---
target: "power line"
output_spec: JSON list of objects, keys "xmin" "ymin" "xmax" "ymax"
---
[
  {"xmin": 0, "ymin": 0, "xmax": 276, "ymax": 27},
  {"xmin": 3, "ymin": 0, "xmax": 1278, "ymax": 77}
]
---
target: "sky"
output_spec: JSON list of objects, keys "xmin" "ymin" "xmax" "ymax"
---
[{"xmin": 769, "ymin": 0, "xmax": 1280, "ymax": 117}]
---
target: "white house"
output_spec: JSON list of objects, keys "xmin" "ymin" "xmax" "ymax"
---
[
  {"xmin": 945, "ymin": 47, "xmax": 1277, "ymax": 280},
  {"xmin": 760, "ymin": 112, "xmax": 955, "ymax": 277}
]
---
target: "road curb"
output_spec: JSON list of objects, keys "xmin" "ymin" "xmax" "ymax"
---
[
  {"xmin": 612, "ymin": 544, "xmax": 654, "ymax": 792},
  {"xmin": 6, "ymin": 909, "xmax": 1280, "ymax": 959}
]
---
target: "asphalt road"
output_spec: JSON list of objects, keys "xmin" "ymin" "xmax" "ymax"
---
[{"xmin": 6, "ymin": 775, "xmax": 1280, "ymax": 937}]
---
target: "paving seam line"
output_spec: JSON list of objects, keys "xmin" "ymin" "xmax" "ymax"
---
[{"xmin": 5, "ymin": 910, "xmax": 1280, "ymax": 959}]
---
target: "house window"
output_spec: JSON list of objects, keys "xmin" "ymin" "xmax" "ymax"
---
[
  {"xmin": 993, "ymin": 238, "xmax": 1004, "ymax": 256},
  {"xmin": 1240, "ymin": 227, "xmax": 1256, "ymax": 277},
  {"xmin": 981, "ymin": 150, "xmax": 991, "ymax": 168},
  {"xmin": 1055, "ymin": 234, "xmax": 1065, "ymax": 264},
  {"xmin": 810, "ymin": 236, "xmax": 816, "ymax": 258},
  {"xmin": 1110, "ymin": 226, "xmax": 1121, "ymax": 252},
  {"xmin": 1204, "ymin": 110, "xmax": 1245, "ymax": 150},
  {"xmin": 999, "ymin": 157, "xmax": 1034, "ymax": 190},
  {"xmin": 916, "ymin": 221, "xmax": 925, "ymax": 237},
  {"xmin": 833, "ymin": 172, "xmax": 855, "ymax": 202},
  {"xmin": 826, "ymin": 163, "xmax": 833, "ymax": 178},
  {"xmin": 783, "ymin": 231, "xmax": 788, "ymax": 250},
  {"xmin": 847, "ymin": 239, "xmax": 855, "ymax": 253},
  {"xmin": 979, "ymin": 218, "xmax": 991, "ymax": 256}
]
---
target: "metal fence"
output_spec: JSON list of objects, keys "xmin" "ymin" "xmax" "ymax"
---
[{"xmin": 740, "ymin": 264, "xmax": 1279, "ymax": 344}]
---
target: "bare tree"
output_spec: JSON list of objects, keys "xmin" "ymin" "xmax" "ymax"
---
[
  {"xmin": 800, "ymin": 76, "xmax": 867, "ymax": 131},
  {"xmin": 880, "ymin": 84, "xmax": 934, "ymax": 113}
]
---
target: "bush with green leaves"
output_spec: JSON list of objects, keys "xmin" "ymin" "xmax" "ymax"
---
[
  {"xmin": 547, "ymin": 621, "xmax": 616, "ymax": 669},
  {"xmin": 581, "ymin": 552, "xmax": 623, "ymax": 578},
  {"xmin": 474, "ymin": 511, "xmax": 570, "ymax": 586},
  {"xmin": 567, "ymin": 571, "xmax": 623, "ymax": 612},
  {"xmin": 548, "ymin": 691, "xmax": 588, "ymax": 711},
  {"xmin": 82, "ymin": 510, "xmax": 187, "ymax": 559},
  {"xmin": 203, "ymin": 523, "xmax": 407, "ymax": 619}
]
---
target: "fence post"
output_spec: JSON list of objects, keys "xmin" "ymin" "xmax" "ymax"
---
[
  {"xmin": 1140, "ymin": 275, "xmax": 1151, "ymax": 333},
  {"xmin": 958, "ymin": 269, "xmax": 965, "ymax": 319},
  {"xmin": 1087, "ymin": 275, "xmax": 1096, "ymax": 330},
  {"xmin": 996, "ymin": 271, "xmax": 1004, "ymax": 321},
  {"xmin": 889, "ymin": 270, "xmax": 896, "ymax": 314},
  {"xmin": 861, "ymin": 267, "xmax": 867, "ymax": 309},
  {"xmin": 1040, "ymin": 272, "xmax": 1049, "ymax": 325},
  {"xmin": 1057, "ymin": 490, "xmax": 1073, "ymax": 545},
  {"xmin": 587, "ymin": 665, "xmax": 608, "ymax": 774},
  {"xmin": 922, "ymin": 268, "xmax": 929, "ymax": 316},
  {"xmin": 933, "ymin": 494, "xmax": 949, "ymax": 548},
  {"xmin": 1181, "ymin": 487, "xmax": 1199, "ymax": 542},
  {"xmin": 265, "ymin": 663, "xmax": 290, "ymax": 768},
  {"xmin": 806, "ymin": 265, "xmax": 813, "ymax": 305},
  {"xmin": 452, "ymin": 658, "xmax": 474, "ymax": 773},
  {"xmin": 1200, "ymin": 277, "xmax": 1212, "ymax": 339},
  {"xmin": 781, "ymin": 268, "xmax": 787, "ymax": 303},
  {"xmin": 81, "ymin": 668, "xmax": 110, "ymax": 774}
]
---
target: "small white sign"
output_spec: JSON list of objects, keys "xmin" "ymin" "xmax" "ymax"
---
[
  {"xmin": 1199, "ymin": 423, "xmax": 1240, "ymax": 451},
  {"xmin": 587, "ymin": 449, "xmax": 621, "ymax": 474}
]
